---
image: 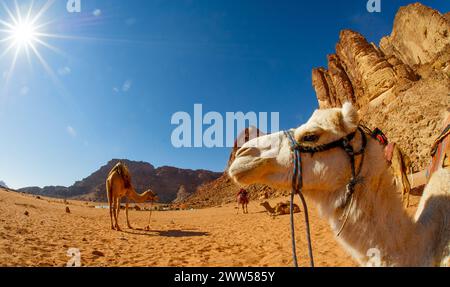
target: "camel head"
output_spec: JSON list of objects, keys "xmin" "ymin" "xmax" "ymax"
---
[
  {"xmin": 143, "ymin": 189, "xmax": 159, "ymax": 202},
  {"xmin": 229, "ymin": 103, "xmax": 362, "ymax": 200}
]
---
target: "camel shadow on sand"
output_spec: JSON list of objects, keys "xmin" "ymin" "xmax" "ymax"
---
[{"xmin": 122, "ymin": 228, "xmax": 209, "ymax": 238}]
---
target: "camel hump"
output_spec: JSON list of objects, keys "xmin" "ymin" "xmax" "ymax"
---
[{"xmin": 109, "ymin": 162, "xmax": 133, "ymax": 189}]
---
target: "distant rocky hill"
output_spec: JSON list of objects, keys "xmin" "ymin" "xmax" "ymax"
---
[
  {"xmin": 184, "ymin": 174, "xmax": 283, "ymax": 208},
  {"xmin": 312, "ymin": 3, "xmax": 449, "ymax": 171},
  {"xmin": 184, "ymin": 127, "xmax": 288, "ymax": 208},
  {"xmin": 185, "ymin": 3, "xmax": 450, "ymax": 208},
  {"xmin": 0, "ymin": 181, "xmax": 8, "ymax": 189},
  {"xmin": 18, "ymin": 159, "xmax": 221, "ymax": 203}
]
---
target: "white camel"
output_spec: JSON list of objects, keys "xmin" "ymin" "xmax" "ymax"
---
[{"xmin": 228, "ymin": 103, "xmax": 449, "ymax": 267}]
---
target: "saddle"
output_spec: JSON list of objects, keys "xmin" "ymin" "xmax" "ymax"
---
[
  {"xmin": 372, "ymin": 128, "xmax": 389, "ymax": 146},
  {"xmin": 367, "ymin": 127, "xmax": 395, "ymax": 163},
  {"xmin": 427, "ymin": 115, "xmax": 450, "ymax": 180},
  {"xmin": 114, "ymin": 163, "xmax": 132, "ymax": 189},
  {"xmin": 384, "ymin": 143, "xmax": 396, "ymax": 164}
]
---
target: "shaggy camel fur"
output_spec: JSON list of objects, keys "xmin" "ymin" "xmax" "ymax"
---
[
  {"xmin": 260, "ymin": 201, "xmax": 300, "ymax": 216},
  {"xmin": 229, "ymin": 103, "xmax": 449, "ymax": 266},
  {"xmin": 106, "ymin": 162, "xmax": 158, "ymax": 231}
]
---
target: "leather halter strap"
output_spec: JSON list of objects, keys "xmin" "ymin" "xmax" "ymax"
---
[
  {"xmin": 291, "ymin": 127, "xmax": 367, "ymax": 209},
  {"xmin": 290, "ymin": 127, "xmax": 365, "ymax": 156},
  {"xmin": 285, "ymin": 126, "xmax": 368, "ymax": 267}
]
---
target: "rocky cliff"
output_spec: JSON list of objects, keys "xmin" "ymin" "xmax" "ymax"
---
[
  {"xmin": 172, "ymin": 185, "xmax": 191, "ymax": 203},
  {"xmin": 19, "ymin": 159, "xmax": 221, "ymax": 203},
  {"xmin": 312, "ymin": 3, "xmax": 449, "ymax": 171}
]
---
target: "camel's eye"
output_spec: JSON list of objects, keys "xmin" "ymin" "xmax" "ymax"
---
[{"xmin": 302, "ymin": 134, "xmax": 319, "ymax": 143}]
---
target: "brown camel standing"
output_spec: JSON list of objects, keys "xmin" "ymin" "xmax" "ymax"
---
[
  {"xmin": 106, "ymin": 162, "xmax": 158, "ymax": 231},
  {"xmin": 236, "ymin": 188, "xmax": 249, "ymax": 214}
]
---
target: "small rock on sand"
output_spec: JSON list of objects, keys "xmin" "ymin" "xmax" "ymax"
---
[
  {"xmin": 92, "ymin": 251, "xmax": 105, "ymax": 257},
  {"xmin": 24, "ymin": 211, "xmax": 29, "ymax": 216},
  {"xmin": 65, "ymin": 207, "xmax": 71, "ymax": 214}
]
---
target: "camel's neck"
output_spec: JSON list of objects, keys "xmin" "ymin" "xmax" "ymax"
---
[
  {"xmin": 312, "ymin": 140, "xmax": 429, "ymax": 266},
  {"xmin": 127, "ymin": 189, "xmax": 149, "ymax": 203}
]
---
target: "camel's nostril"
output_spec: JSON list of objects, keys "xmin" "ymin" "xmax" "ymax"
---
[
  {"xmin": 236, "ymin": 147, "xmax": 247, "ymax": 158},
  {"xmin": 236, "ymin": 147, "xmax": 259, "ymax": 158}
]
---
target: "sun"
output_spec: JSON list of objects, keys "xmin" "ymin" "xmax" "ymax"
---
[
  {"xmin": 0, "ymin": 1, "xmax": 45, "ymax": 56},
  {"xmin": 0, "ymin": 0, "xmax": 107, "ymax": 94},
  {"xmin": 0, "ymin": 0, "xmax": 111, "ymax": 98},
  {"xmin": 9, "ymin": 20, "xmax": 38, "ymax": 49},
  {"xmin": 0, "ymin": 0, "xmax": 63, "ymax": 88}
]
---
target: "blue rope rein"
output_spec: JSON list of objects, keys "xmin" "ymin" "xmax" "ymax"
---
[
  {"xmin": 284, "ymin": 126, "xmax": 368, "ymax": 267},
  {"xmin": 285, "ymin": 131, "xmax": 315, "ymax": 268}
]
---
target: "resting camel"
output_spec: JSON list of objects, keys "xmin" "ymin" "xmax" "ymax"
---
[
  {"xmin": 106, "ymin": 162, "xmax": 158, "ymax": 231},
  {"xmin": 260, "ymin": 201, "xmax": 300, "ymax": 216},
  {"xmin": 229, "ymin": 103, "xmax": 449, "ymax": 266}
]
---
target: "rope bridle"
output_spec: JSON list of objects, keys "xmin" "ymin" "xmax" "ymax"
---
[{"xmin": 284, "ymin": 126, "xmax": 368, "ymax": 267}]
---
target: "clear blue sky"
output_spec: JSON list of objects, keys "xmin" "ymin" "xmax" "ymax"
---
[{"xmin": 0, "ymin": 0, "xmax": 448, "ymax": 189}]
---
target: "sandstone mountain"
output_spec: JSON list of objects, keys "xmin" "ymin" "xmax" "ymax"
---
[
  {"xmin": 186, "ymin": 3, "xmax": 449, "ymax": 208},
  {"xmin": 19, "ymin": 159, "xmax": 221, "ymax": 203},
  {"xmin": 312, "ymin": 3, "xmax": 449, "ymax": 171}
]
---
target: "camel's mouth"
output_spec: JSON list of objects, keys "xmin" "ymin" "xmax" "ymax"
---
[
  {"xmin": 228, "ymin": 131, "xmax": 291, "ymax": 187},
  {"xmin": 228, "ymin": 156, "xmax": 266, "ymax": 186}
]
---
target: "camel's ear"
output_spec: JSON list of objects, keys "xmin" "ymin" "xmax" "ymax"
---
[{"xmin": 341, "ymin": 102, "xmax": 359, "ymax": 132}]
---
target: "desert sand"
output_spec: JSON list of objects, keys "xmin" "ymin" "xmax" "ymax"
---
[{"xmin": 0, "ymin": 188, "xmax": 421, "ymax": 267}]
